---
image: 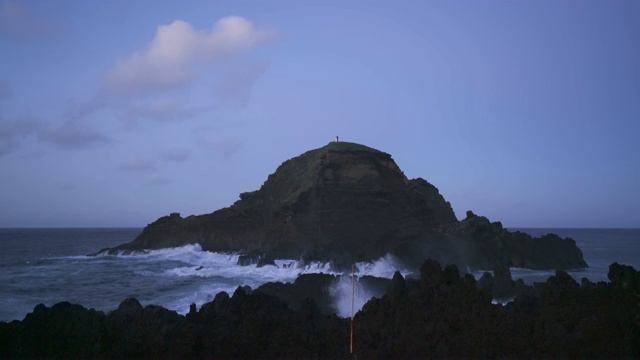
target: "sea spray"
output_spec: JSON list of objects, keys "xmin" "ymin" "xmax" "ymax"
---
[
  {"xmin": 355, "ymin": 253, "xmax": 412, "ymax": 279},
  {"xmin": 6, "ymin": 240, "xmax": 418, "ymax": 321},
  {"xmin": 329, "ymin": 275, "xmax": 382, "ymax": 318},
  {"xmin": 2, "ymin": 227, "xmax": 638, "ymax": 323},
  {"xmin": 329, "ymin": 254, "xmax": 415, "ymax": 317}
]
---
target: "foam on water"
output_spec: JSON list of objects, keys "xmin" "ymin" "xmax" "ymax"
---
[
  {"xmin": 3, "ymin": 227, "xmax": 637, "ymax": 322},
  {"xmin": 355, "ymin": 253, "xmax": 412, "ymax": 278},
  {"xmin": 106, "ymin": 245, "xmax": 411, "ymax": 318},
  {"xmin": 19, "ymin": 242, "xmax": 592, "ymax": 319},
  {"xmin": 324, "ymin": 254, "xmax": 414, "ymax": 317},
  {"xmin": 91, "ymin": 244, "xmax": 401, "ymax": 317},
  {"xmin": 329, "ymin": 275, "xmax": 382, "ymax": 318}
]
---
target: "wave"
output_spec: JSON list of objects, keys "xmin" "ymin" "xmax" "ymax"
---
[
  {"xmin": 329, "ymin": 275, "xmax": 383, "ymax": 318},
  {"xmin": 354, "ymin": 253, "xmax": 413, "ymax": 278},
  {"xmin": 92, "ymin": 245, "xmax": 420, "ymax": 318}
]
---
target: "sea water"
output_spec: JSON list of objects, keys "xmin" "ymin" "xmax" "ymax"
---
[{"xmin": 0, "ymin": 228, "xmax": 638, "ymax": 322}]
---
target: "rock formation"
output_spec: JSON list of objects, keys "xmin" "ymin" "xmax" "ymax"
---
[
  {"xmin": 2, "ymin": 261, "xmax": 638, "ymax": 359},
  {"xmin": 99, "ymin": 141, "xmax": 586, "ymax": 271}
]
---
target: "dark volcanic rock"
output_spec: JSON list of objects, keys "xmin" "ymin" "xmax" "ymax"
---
[
  {"xmin": 476, "ymin": 262, "xmax": 517, "ymax": 300},
  {"xmin": 256, "ymin": 273, "xmax": 338, "ymax": 314},
  {"xmin": 609, "ymin": 262, "xmax": 640, "ymax": 292},
  {"xmin": 255, "ymin": 273, "xmax": 391, "ymax": 316},
  {"xmin": 2, "ymin": 262, "xmax": 639, "ymax": 359},
  {"xmin": 437, "ymin": 214, "xmax": 588, "ymax": 270},
  {"xmin": 99, "ymin": 141, "xmax": 587, "ymax": 271},
  {"xmin": 237, "ymin": 250, "xmax": 276, "ymax": 267},
  {"xmin": 353, "ymin": 261, "xmax": 640, "ymax": 358},
  {"xmin": 104, "ymin": 142, "xmax": 457, "ymax": 268}
]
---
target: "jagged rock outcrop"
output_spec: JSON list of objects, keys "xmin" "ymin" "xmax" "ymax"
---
[
  {"xmin": 255, "ymin": 273, "xmax": 391, "ymax": 315},
  {"xmin": 436, "ymin": 214, "xmax": 588, "ymax": 270},
  {"xmin": 354, "ymin": 261, "xmax": 640, "ymax": 358},
  {"xmin": 256, "ymin": 273, "xmax": 338, "ymax": 314},
  {"xmin": 103, "ymin": 142, "xmax": 457, "ymax": 267},
  {"xmin": 99, "ymin": 141, "xmax": 586, "ymax": 270},
  {"xmin": 2, "ymin": 262, "xmax": 638, "ymax": 359}
]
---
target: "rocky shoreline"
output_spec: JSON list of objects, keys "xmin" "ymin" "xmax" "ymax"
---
[
  {"xmin": 5, "ymin": 142, "xmax": 612, "ymax": 358},
  {"xmin": 96, "ymin": 142, "xmax": 588, "ymax": 272},
  {"xmin": 1, "ymin": 261, "xmax": 638, "ymax": 359}
]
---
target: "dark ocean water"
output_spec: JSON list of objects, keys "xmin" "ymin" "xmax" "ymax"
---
[{"xmin": 0, "ymin": 227, "xmax": 638, "ymax": 322}]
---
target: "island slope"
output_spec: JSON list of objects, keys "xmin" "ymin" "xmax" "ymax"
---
[{"xmin": 102, "ymin": 141, "xmax": 586, "ymax": 270}]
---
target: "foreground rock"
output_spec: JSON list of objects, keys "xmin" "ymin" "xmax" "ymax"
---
[
  {"xmin": 97, "ymin": 142, "xmax": 586, "ymax": 271},
  {"xmin": 355, "ymin": 261, "xmax": 639, "ymax": 358},
  {"xmin": 255, "ymin": 273, "xmax": 391, "ymax": 315},
  {"xmin": 1, "ymin": 262, "xmax": 638, "ymax": 359}
]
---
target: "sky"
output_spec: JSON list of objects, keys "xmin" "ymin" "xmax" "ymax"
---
[{"xmin": 1, "ymin": 0, "xmax": 638, "ymax": 228}]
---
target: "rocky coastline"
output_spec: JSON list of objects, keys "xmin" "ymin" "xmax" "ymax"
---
[
  {"xmin": 96, "ymin": 142, "xmax": 587, "ymax": 272},
  {"xmin": 2, "ymin": 142, "xmax": 613, "ymax": 358},
  {"xmin": 1, "ymin": 261, "xmax": 638, "ymax": 358}
]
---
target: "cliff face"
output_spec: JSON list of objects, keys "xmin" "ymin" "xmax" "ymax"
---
[
  {"xmin": 105, "ymin": 141, "xmax": 587, "ymax": 271},
  {"xmin": 109, "ymin": 142, "xmax": 457, "ymax": 266}
]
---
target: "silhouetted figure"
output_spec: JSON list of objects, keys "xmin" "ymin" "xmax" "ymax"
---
[{"xmin": 336, "ymin": 136, "xmax": 339, "ymax": 142}]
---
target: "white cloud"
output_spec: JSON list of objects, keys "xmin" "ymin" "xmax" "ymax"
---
[
  {"xmin": 213, "ymin": 60, "xmax": 270, "ymax": 106},
  {"xmin": 102, "ymin": 16, "xmax": 276, "ymax": 96}
]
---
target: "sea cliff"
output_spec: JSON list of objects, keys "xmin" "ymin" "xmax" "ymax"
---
[{"xmin": 100, "ymin": 141, "xmax": 587, "ymax": 271}]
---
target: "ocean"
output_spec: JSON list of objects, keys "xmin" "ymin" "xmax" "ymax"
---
[{"xmin": 0, "ymin": 227, "xmax": 638, "ymax": 322}]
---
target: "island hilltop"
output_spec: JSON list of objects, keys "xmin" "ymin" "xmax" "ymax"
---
[{"xmin": 101, "ymin": 141, "xmax": 587, "ymax": 271}]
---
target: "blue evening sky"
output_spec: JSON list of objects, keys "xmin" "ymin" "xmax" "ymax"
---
[{"xmin": 1, "ymin": 1, "xmax": 638, "ymax": 228}]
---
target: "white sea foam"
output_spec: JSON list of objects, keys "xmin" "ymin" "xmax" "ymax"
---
[
  {"xmin": 491, "ymin": 298, "xmax": 514, "ymax": 305},
  {"xmin": 330, "ymin": 275, "xmax": 382, "ymax": 318},
  {"xmin": 4, "ymin": 228, "xmax": 635, "ymax": 324},
  {"xmin": 95, "ymin": 244, "xmax": 416, "ymax": 318},
  {"xmin": 326, "ymin": 253, "xmax": 415, "ymax": 317},
  {"xmin": 354, "ymin": 253, "xmax": 412, "ymax": 278}
]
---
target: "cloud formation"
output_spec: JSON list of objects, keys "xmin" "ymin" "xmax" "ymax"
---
[
  {"xmin": 0, "ymin": 0, "xmax": 56, "ymax": 42},
  {"xmin": 0, "ymin": 118, "xmax": 41, "ymax": 156},
  {"xmin": 125, "ymin": 97, "xmax": 200, "ymax": 122},
  {"xmin": 119, "ymin": 158, "xmax": 155, "ymax": 172},
  {"xmin": 161, "ymin": 149, "xmax": 190, "ymax": 162},
  {"xmin": 198, "ymin": 137, "xmax": 242, "ymax": 159},
  {"xmin": 213, "ymin": 60, "xmax": 270, "ymax": 106},
  {"xmin": 103, "ymin": 16, "xmax": 276, "ymax": 96},
  {"xmin": 0, "ymin": 117, "xmax": 110, "ymax": 156},
  {"xmin": 143, "ymin": 173, "xmax": 170, "ymax": 186},
  {"xmin": 39, "ymin": 123, "xmax": 111, "ymax": 149}
]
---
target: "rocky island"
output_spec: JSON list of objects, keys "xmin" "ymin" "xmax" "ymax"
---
[
  {"xmin": 100, "ymin": 141, "xmax": 586, "ymax": 271},
  {"xmin": 3, "ymin": 142, "xmax": 638, "ymax": 359}
]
